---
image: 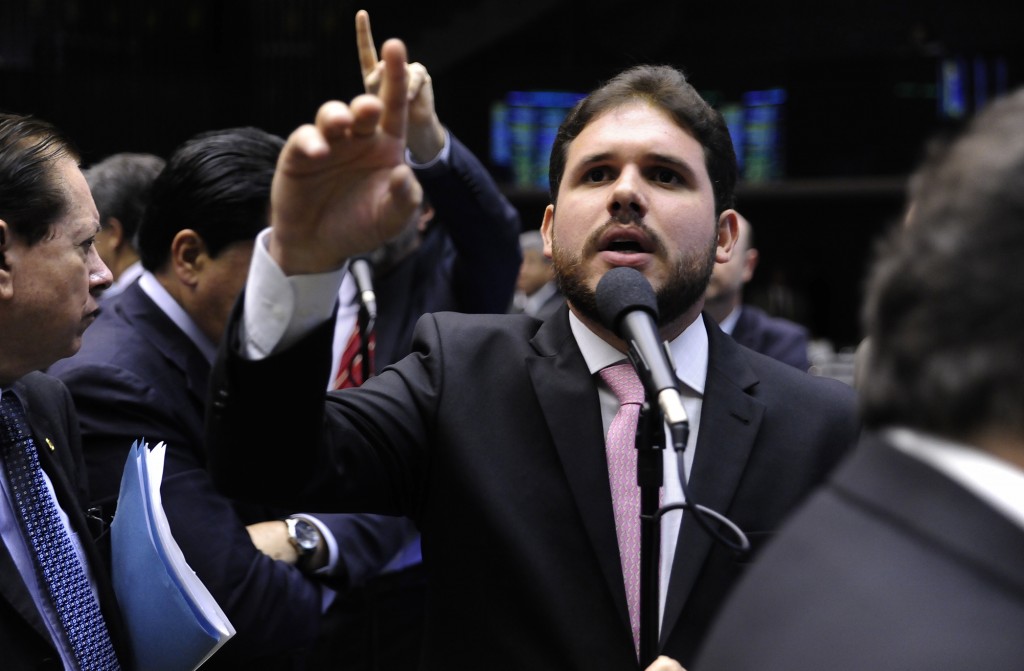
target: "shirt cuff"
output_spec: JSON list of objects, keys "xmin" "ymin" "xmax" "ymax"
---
[
  {"xmin": 242, "ymin": 228, "xmax": 347, "ymax": 359},
  {"xmin": 405, "ymin": 128, "xmax": 451, "ymax": 170}
]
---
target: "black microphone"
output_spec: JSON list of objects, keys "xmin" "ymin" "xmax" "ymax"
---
[
  {"xmin": 350, "ymin": 257, "xmax": 377, "ymax": 327},
  {"xmin": 595, "ymin": 267, "xmax": 688, "ymax": 427},
  {"xmin": 597, "ymin": 267, "xmax": 749, "ymax": 554}
]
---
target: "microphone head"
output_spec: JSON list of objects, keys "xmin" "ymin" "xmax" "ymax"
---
[{"xmin": 595, "ymin": 267, "xmax": 659, "ymax": 334}]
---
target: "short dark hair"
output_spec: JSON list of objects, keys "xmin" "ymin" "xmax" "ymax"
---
[
  {"xmin": 138, "ymin": 127, "xmax": 284, "ymax": 271},
  {"xmin": 859, "ymin": 87, "xmax": 1024, "ymax": 442},
  {"xmin": 548, "ymin": 65, "xmax": 737, "ymax": 216},
  {"xmin": 0, "ymin": 113, "xmax": 80, "ymax": 246},
  {"xmin": 84, "ymin": 153, "xmax": 166, "ymax": 246}
]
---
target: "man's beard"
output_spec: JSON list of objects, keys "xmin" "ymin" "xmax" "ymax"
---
[{"xmin": 552, "ymin": 223, "xmax": 718, "ymax": 329}]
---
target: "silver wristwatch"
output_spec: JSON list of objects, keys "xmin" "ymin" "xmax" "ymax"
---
[{"xmin": 284, "ymin": 517, "xmax": 321, "ymax": 565}]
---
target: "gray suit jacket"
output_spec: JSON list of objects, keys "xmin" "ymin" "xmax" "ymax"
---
[{"xmin": 696, "ymin": 432, "xmax": 1024, "ymax": 670}]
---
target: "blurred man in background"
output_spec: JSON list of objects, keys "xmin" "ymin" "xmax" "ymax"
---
[{"xmin": 703, "ymin": 213, "xmax": 809, "ymax": 370}]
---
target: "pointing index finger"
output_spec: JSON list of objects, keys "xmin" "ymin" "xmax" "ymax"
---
[{"xmin": 355, "ymin": 9, "xmax": 379, "ymax": 81}]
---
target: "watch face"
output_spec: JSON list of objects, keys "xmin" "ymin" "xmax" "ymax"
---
[{"xmin": 292, "ymin": 519, "xmax": 320, "ymax": 552}]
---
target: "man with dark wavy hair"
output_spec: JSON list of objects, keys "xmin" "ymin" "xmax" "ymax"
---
[
  {"xmin": 206, "ymin": 41, "xmax": 857, "ymax": 670},
  {"xmin": 50, "ymin": 126, "xmax": 407, "ymax": 669},
  {"xmin": 0, "ymin": 113, "xmax": 129, "ymax": 669}
]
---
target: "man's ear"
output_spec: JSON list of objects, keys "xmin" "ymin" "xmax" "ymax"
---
[
  {"xmin": 541, "ymin": 205, "xmax": 555, "ymax": 260},
  {"xmin": 416, "ymin": 204, "xmax": 436, "ymax": 233},
  {"xmin": 0, "ymin": 219, "xmax": 11, "ymax": 300},
  {"xmin": 169, "ymin": 229, "xmax": 206, "ymax": 288},
  {"xmin": 106, "ymin": 217, "xmax": 127, "ymax": 248},
  {"xmin": 95, "ymin": 217, "xmax": 124, "ymax": 263},
  {"xmin": 716, "ymin": 209, "xmax": 740, "ymax": 263}
]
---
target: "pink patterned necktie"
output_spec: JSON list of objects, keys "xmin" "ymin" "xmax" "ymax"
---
[{"xmin": 599, "ymin": 362, "xmax": 645, "ymax": 657}]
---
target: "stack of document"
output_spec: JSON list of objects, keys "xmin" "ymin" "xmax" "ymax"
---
[{"xmin": 111, "ymin": 440, "xmax": 235, "ymax": 671}]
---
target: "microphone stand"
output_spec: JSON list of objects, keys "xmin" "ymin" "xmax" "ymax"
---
[
  {"xmin": 356, "ymin": 302, "xmax": 375, "ymax": 383},
  {"xmin": 636, "ymin": 401, "xmax": 664, "ymax": 668}
]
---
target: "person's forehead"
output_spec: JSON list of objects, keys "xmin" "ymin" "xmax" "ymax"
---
[
  {"xmin": 57, "ymin": 159, "xmax": 100, "ymax": 231},
  {"xmin": 567, "ymin": 102, "xmax": 704, "ymax": 165},
  {"xmin": 590, "ymin": 100, "xmax": 689, "ymax": 133}
]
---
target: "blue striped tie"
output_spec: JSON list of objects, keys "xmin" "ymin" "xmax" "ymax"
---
[{"xmin": 1, "ymin": 393, "xmax": 120, "ymax": 670}]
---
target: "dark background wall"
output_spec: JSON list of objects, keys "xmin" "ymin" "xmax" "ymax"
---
[{"xmin": 3, "ymin": 0, "xmax": 1021, "ymax": 347}]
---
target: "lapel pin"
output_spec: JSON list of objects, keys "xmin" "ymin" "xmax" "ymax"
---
[{"xmin": 45, "ymin": 438, "xmax": 56, "ymax": 451}]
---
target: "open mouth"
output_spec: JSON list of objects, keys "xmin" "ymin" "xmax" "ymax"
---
[
  {"xmin": 606, "ymin": 239, "xmax": 647, "ymax": 253},
  {"xmin": 598, "ymin": 226, "xmax": 656, "ymax": 255}
]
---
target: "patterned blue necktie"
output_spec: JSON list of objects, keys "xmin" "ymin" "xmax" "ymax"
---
[{"xmin": 0, "ymin": 393, "xmax": 120, "ymax": 670}]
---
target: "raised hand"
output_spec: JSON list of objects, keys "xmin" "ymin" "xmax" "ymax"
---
[
  {"xmin": 268, "ymin": 38, "xmax": 423, "ymax": 276},
  {"xmin": 356, "ymin": 9, "xmax": 446, "ymax": 162}
]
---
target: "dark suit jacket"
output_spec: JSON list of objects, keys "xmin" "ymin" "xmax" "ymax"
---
[
  {"xmin": 695, "ymin": 432, "xmax": 1024, "ymax": 670},
  {"xmin": 730, "ymin": 305, "xmax": 810, "ymax": 371},
  {"xmin": 207, "ymin": 305, "xmax": 858, "ymax": 669},
  {"xmin": 0, "ymin": 372, "xmax": 132, "ymax": 670},
  {"xmin": 48, "ymin": 283, "xmax": 407, "ymax": 667},
  {"xmin": 372, "ymin": 133, "xmax": 522, "ymax": 368},
  {"xmin": 314, "ymin": 132, "xmax": 521, "ymax": 670}
]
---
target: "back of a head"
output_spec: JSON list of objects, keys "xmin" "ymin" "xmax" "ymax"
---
[
  {"xmin": 85, "ymin": 153, "xmax": 166, "ymax": 246},
  {"xmin": 0, "ymin": 113, "xmax": 79, "ymax": 246},
  {"xmin": 859, "ymin": 87, "xmax": 1024, "ymax": 443},
  {"xmin": 547, "ymin": 64, "xmax": 737, "ymax": 216},
  {"xmin": 137, "ymin": 127, "xmax": 284, "ymax": 272}
]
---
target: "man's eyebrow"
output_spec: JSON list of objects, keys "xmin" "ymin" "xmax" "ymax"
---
[
  {"xmin": 573, "ymin": 151, "xmax": 699, "ymax": 179},
  {"xmin": 574, "ymin": 151, "xmax": 614, "ymax": 167},
  {"xmin": 74, "ymin": 221, "xmax": 101, "ymax": 242},
  {"xmin": 648, "ymin": 153, "xmax": 699, "ymax": 179}
]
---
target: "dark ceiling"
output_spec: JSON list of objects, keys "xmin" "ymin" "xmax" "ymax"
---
[{"xmin": 2, "ymin": 0, "xmax": 1022, "ymax": 176}]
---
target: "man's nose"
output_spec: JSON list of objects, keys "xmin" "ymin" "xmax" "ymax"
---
[
  {"xmin": 607, "ymin": 167, "xmax": 647, "ymax": 221},
  {"xmin": 88, "ymin": 253, "xmax": 113, "ymax": 293}
]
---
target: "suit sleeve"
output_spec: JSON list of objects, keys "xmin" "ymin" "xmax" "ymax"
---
[
  {"xmin": 207, "ymin": 305, "xmax": 439, "ymax": 519},
  {"xmin": 309, "ymin": 513, "xmax": 417, "ymax": 587},
  {"xmin": 53, "ymin": 362, "xmax": 328, "ymax": 660},
  {"xmin": 414, "ymin": 133, "xmax": 522, "ymax": 314}
]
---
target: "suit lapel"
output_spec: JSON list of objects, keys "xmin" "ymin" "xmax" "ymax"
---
[
  {"xmin": 15, "ymin": 377, "xmax": 131, "ymax": 663},
  {"xmin": 120, "ymin": 283, "xmax": 211, "ymax": 413},
  {"xmin": 2, "ymin": 381, "xmax": 61, "ymax": 643},
  {"xmin": 525, "ymin": 306, "xmax": 633, "ymax": 631},
  {"xmin": 660, "ymin": 319, "xmax": 765, "ymax": 645},
  {"xmin": 375, "ymin": 254, "xmax": 423, "ymax": 369},
  {"xmin": 837, "ymin": 434, "xmax": 1024, "ymax": 596}
]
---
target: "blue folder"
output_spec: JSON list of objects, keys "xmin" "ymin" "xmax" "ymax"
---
[{"xmin": 111, "ymin": 440, "xmax": 234, "ymax": 671}]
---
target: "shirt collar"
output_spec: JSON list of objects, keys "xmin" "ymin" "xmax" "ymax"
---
[
  {"xmin": 138, "ymin": 271, "xmax": 218, "ymax": 364},
  {"xmin": 717, "ymin": 306, "xmax": 741, "ymax": 335},
  {"xmin": 886, "ymin": 426, "xmax": 1024, "ymax": 532},
  {"xmin": 569, "ymin": 310, "xmax": 708, "ymax": 396}
]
